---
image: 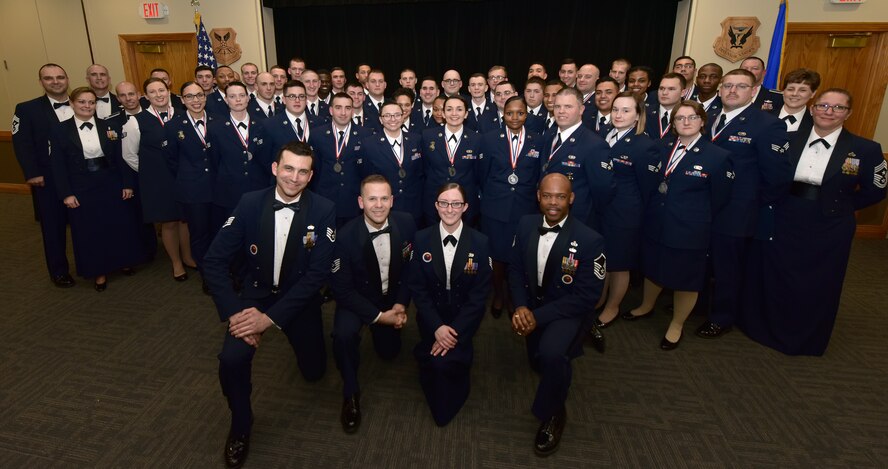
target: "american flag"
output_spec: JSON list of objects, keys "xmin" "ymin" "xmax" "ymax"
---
[{"xmin": 195, "ymin": 13, "xmax": 217, "ymax": 69}]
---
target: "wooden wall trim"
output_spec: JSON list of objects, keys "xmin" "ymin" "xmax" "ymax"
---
[
  {"xmin": 0, "ymin": 130, "xmax": 11, "ymax": 142},
  {"xmin": 788, "ymin": 22, "xmax": 888, "ymax": 33},
  {"xmin": 0, "ymin": 183, "xmax": 31, "ymax": 195}
]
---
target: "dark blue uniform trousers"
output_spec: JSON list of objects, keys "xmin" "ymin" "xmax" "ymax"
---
[
  {"xmin": 332, "ymin": 302, "xmax": 402, "ymax": 398},
  {"xmin": 525, "ymin": 317, "xmax": 583, "ymax": 421}
]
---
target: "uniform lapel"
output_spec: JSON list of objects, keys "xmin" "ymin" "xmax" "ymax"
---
[
  {"xmin": 279, "ymin": 191, "xmax": 309, "ymax": 284},
  {"xmin": 361, "ymin": 223, "xmax": 383, "ymax": 294},
  {"xmin": 388, "ymin": 219, "xmax": 404, "ymax": 290},
  {"xmin": 822, "ymin": 129, "xmax": 854, "ymax": 183},
  {"xmin": 525, "ymin": 215, "xmax": 542, "ymax": 299},
  {"xmin": 450, "ymin": 227, "xmax": 473, "ymax": 286},
  {"xmin": 258, "ymin": 190, "xmax": 276, "ymax": 286},
  {"xmin": 541, "ymin": 218, "xmax": 573, "ymax": 291},
  {"xmin": 67, "ymin": 119, "xmax": 84, "ymax": 155},
  {"xmin": 430, "ymin": 227, "xmax": 446, "ymax": 284},
  {"xmin": 95, "ymin": 119, "xmax": 112, "ymax": 158},
  {"xmin": 787, "ymin": 130, "xmax": 808, "ymax": 167}
]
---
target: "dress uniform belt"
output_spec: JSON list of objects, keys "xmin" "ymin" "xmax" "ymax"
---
[
  {"xmin": 790, "ymin": 181, "xmax": 821, "ymax": 201},
  {"xmin": 85, "ymin": 157, "xmax": 110, "ymax": 172}
]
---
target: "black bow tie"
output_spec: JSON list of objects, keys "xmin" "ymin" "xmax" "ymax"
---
[
  {"xmin": 539, "ymin": 224, "xmax": 562, "ymax": 235},
  {"xmin": 272, "ymin": 201, "xmax": 301, "ymax": 212},
  {"xmin": 97, "ymin": 97, "xmax": 110, "ymax": 103},
  {"xmin": 237, "ymin": 122, "xmax": 247, "ymax": 130},
  {"xmin": 809, "ymin": 138, "xmax": 831, "ymax": 149},
  {"xmin": 79, "ymin": 122, "xmax": 93, "ymax": 130},
  {"xmin": 443, "ymin": 234, "xmax": 457, "ymax": 246},
  {"xmin": 782, "ymin": 115, "xmax": 798, "ymax": 124},
  {"xmin": 448, "ymin": 135, "xmax": 457, "ymax": 142},
  {"xmin": 195, "ymin": 119, "xmax": 204, "ymax": 127},
  {"xmin": 369, "ymin": 226, "xmax": 391, "ymax": 239},
  {"xmin": 54, "ymin": 101, "xmax": 70, "ymax": 109}
]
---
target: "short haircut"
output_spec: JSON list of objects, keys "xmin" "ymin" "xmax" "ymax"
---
[
  {"xmin": 436, "ymin": 182, "xmax": 466, "ymax": 200},
  {"xmin": 276, "ymin": 140, "xmax": 313, "ymax": 164},
  {"xmin": 560, "ymin": 58, "xmax": 577, "ymax": 67},
  {"xmin": 545, "ymin": 79, "xmax": 567, "ymax": 89},
  {"xmin": 673, "ymin": 55, "xmax": 696, "ymax": 68},
  {"xmin": 225, "ymin": 81, "xmax": 247, "ymax": 95},
  {"xmin": 361, "ymin": 174, "xmax": 392, "ymax": 193},
  {"xmin": 420, "ymin": 76, "xmax": 438, "ymax": 87},
  {"xmin": 345, "ymin": 81, "xmax": 364, "ymax": 90},
  {"xmin": 469, "ymin": 72, "xmax": 486, "ymax": 80},
  {"xmin": 699, "ymin": 63, "xmax": 724, "ymax": 75},
  {"xmin": 316, "ymin": 68, "xmax": 329, "ymax": 76},
  {"xmin": 743, "ymin": 56, "xmax": 766, "ymax": 69},
  {"xmin": 215, "ymin": 65, "xmax": 233, "ymax": 76},
  {"xmin": 356, "ymin": 63, "xmax": 371, "ymax": 72},
  {"xmin": 69, "ymin": 86, "xmax": 96, "ymax": 102},
  {"xmin": 596, "ymin": 77, "xmax": 620, "ymax": 88},
  {"xmin": 331, "ymin": 66, "xmax": 344, "ymax": 73},
  {"xmin": 817, "ymin": 87, "xmax": 853, "ymax": 109},
  {"xmin": 400, "ymin": 68, "xmax": 416, "ymax": 76},
  {"xmin": 195, "ymin": 65, "xmax": 214, "ymax": 75},
  {"xmin": 444, "ymin": 95, "xmax": 468, "ymax": 108},
  {"xmin": 525, "ymin": 76, "xmax": 546, "ymax": 88},
  {"xmin": 783, "ymin": 68, "xmax": 821, "ymax": 92},
  {"xmin": 368, "ymin": 68, "xmax": 385, "ymax": 78},
  {"xmin": 330, "ymin": 91, "xmax": 353, "ymax": 104},
  {"xmin": 495, "ymin": 81, "xmax": 517, "ymax": 93},
  {"xmin": 241, "ymin": 62, "xmax": 258, "ymax": 71},
  {"xmin": 392, "ymin": 87, "xmax": 416, "ymax": 102},
  {"xmin": 38, "ymin": 63, "xmax": 67, "ymax": 78},
  {"xmin": 488, "ymin": 65, "xmax": 507, "ymax": 75},
  {"xmin": 270, "ymin": 65, "xmax": 286, "ymax": 73},
  {"xmin": 289, "ymin": 56, "xmax": 306, "ymax": 65},
  {"xmin": 660, "ymin": 72, "xmax": 687, "ymax": 89},
  {"xmin": 142, "ymin": 76, "xmax": 168, "ymax": 93},
  {"xmin": 723, "ymin": 69, "xmax": 756, "ymax": 83},
  {"xmin": 612, "ymin": 58, "xmax": 631, "ymax": 68},
  {"xmin": 555, "ymin": 86, "xmax": 583, "ymax": 103}
]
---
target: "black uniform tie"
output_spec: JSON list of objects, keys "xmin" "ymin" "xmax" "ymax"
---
[
  {"xmin": 809, "ymin": 138, "xmax": 831, "ymax": 149},
  {"xmin": 272, "ymin": 201, "xmax": 300, "ymax": 212},
  {"xmin": 714, "ymin": 114, "xmax": 727, "ymax": 134},
  {"xmin": 661, "ymin": 111, "xmax": 669, "ymax": 130},
  {"xmin": 538, "ymin": 225, "xmax": 562, "ymax": 235},
  {"xmin": 369, "ymin": 226, "xmax": 391, "ymax": 239}
]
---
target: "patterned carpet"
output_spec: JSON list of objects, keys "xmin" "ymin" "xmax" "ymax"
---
[{"xmin": 0, "ymin": 192, "xmax": 886, "ymax": 468}]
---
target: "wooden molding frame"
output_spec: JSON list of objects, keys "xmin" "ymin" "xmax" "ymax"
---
[
  {"xmin": 0, "ymin": 183, "xmax": 30, "ymax": 195},
  {"xmin": 788, "ymin": 22, "xmax": 888, "ymax": 33},
  {"xmin": 118, "ymin": 33, "xmax": 197, "ymax": 85},
  {"xmin": 0, "ymin": 130, "xmax": 11, "ymax": 142}
]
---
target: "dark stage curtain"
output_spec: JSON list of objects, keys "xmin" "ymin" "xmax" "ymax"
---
[{"xmin": 267, "ymin": 0, "xmax": 680, "ymax": 90}]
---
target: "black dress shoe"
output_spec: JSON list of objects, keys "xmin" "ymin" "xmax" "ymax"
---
[
  {"xmin": 52, "ymin": 274, "xmax": 75, "ymax": 288},
  {"xmin": 341, "ymin": 393, "xmax": 361, "ymax": 433},
  {"xmin": 534, "ymin": 407, "xmax": 566, "ymax": 457},
  {"xmin": 660, "ymin": 334, "xmax": 681, "ymax": 350},
  {"xmin": 94, "ymin": 281, "xmax": 107, "ymax": 292},
  {"xmin": 587, "ymin": 325, "xmax": 605, "ymax": 354},
  {"xmin": 594, "ymin": 316, "xmax": 617, "ymax": 329},
  {"xmin": 695, "ymin": 321, "xmax": 731, "ymax": 339},
  {"xmin": 620, "ymin": 310, "xmax": 653, "ymax": 321},
  {"xmin": 223, "ymin": 431, "xmax": 250, "ymax": 468},
  {"xmin": 173, "ymin": 272, "xmax": 188, "ymax": 282}
]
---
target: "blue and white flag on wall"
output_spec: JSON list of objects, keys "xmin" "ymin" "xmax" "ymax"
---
[
  {"xmin": 196, "ymin": 12, "xmax": 217, "ymax": 69},
  {"xmin": 763, "ymin": 0, "xmax": 787, "ymax": 90}
]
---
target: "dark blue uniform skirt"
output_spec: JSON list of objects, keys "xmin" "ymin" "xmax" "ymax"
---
[
  {"xmin": 642, "ymin": 237, "xmax": 707, "ymax": 292},
  {"xmin": 739, "ymin": 195, "xmax": 855, "ymax": 356},
  {"xmin": 481, "ymin": 206, "xmax": 526, "ymax": 262},
  {"xmin": 68, "ymin": 171, "xmax": 149, "ymax": 278},
  {"xmin": 138, "ymin": 152, "xmax": 181, "ymax": 223}
]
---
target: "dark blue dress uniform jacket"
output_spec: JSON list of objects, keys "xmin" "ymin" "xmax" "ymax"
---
[
  {"xmin": 164, "ymin": 114, "xmax": 217, "ymax": 204},
  {"xmin": 421, "ymin": 127, "xmax": 483, "ymax": 222},
  {"xmin": 478, "ymin": 128, "xmax": 543, "ymax": 223},
  {"xmin": 540, "ymin": 125, "xmax": 615, "ymax": 228},
  {"xmin": 709, "ymin": 106, "xmax": 792, "ymax": 237},
  {"xmin": 308, "ymin": 123, "xmax": 374, "ymax": 221},
  {"xmin": 204, "ymin": 188, "xmax": 336, "ymax": 327},
  {"xmin": 356, "ymin": 131, "xmax": 425, "ymax": 222},
  {"xmin": 207, "ymin": 116, "xmax": 270, "ymax": 209},
  {"xmin": 330, "ymin": 211, "xmax": 417, "ymax": 323}
]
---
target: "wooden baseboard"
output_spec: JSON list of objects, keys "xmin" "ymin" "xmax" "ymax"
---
[
  {"xmin": 0, "ymin": 183, "xmax": 30, "ymax": 194},
  {"xmin": 0, "ymin": 130, "xmax": 11, "ymax": 141},
  {"xmin": 856, "ymin": 225, "xmax": 887, "ymax": 239}
]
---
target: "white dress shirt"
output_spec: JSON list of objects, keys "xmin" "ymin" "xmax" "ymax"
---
[
  {"xmin": 778, "ymin": 107, "xmax": 807, "ymax": 133},
  {"xmin": 49, "ymin": 96, "xmax": 73, "ymax": 121},
  {"xmin": 75, "ymin": 117, "xmax": 103, "ymax": 159},
  {"xmin": 439, "ymin": 221, "xmax": 464, "ymax": 290},
  {"xmin": 794, "ymin": 127, "xmax": 841, "ymax": 185}
]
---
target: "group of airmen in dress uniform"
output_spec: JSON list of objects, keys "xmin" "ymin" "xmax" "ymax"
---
[{"xmin": 11, "ymin": 53, "xmax": 885, "ymax": 467}]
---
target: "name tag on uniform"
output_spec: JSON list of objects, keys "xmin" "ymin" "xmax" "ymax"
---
[
  {"xmin": 728, "ymin": 135, "xmax": 752, "ymax": 144},
  {"xmin": 527, "ymin": 149, "xmax": 540, "ymax": 158},
  {"xmin": 684, "ymin": 170, "xmax": 709, "ymax": 178}
]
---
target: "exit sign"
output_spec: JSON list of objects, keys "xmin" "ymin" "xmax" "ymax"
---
[
  {"xmin": 140, "ymin": 2, "xmax": 169, "ymax": 19},
  {"xmin": 830, "ymin": 0, "xmax": 866, "ymax": 3}
]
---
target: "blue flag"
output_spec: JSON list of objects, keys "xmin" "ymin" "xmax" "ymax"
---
[
  {"xmin": 763, "ymin": 0, "xmax": 787, "ymax": 90},
  {"xmin": 196, "ymin": 13, "xmax": 217, "ymax": 69}
]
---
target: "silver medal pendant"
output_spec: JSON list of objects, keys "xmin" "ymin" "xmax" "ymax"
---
[
  {"xmin": 246, "ymin": 151, "xmax": 253, "ymax": 161},
  {"xmin": 333, "ymin": 162, "xmax": 342, "ymax": 173},
  {"xmin": 658, "ymin": 181, "xmax": 668, "ymax": 194},
  {"xmin": 508, "ymin": 173, "xmax": 519, "ymax": 185},
  {"xmin": 398, "ymin": 168, "xmax": 407, "ymax": 178},
  {"xmin": 448, "ymin": 166, "xmax": 456, "ymax": 177}
]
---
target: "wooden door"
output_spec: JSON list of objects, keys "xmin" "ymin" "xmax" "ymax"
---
[
  {"xmin": 118, "ymin": 33, "xmax": 197, "ymax": 92},
  {"xmin": 783, "ymin": 23, "xmax": 888, "ymax": 237}
]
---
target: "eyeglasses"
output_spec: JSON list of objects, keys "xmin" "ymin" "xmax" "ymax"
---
[
  {"xmin": 494, "ymin": 91, "xmax": 515, "ymax": 97},
  {"xmin": 488, "ymin": 75, "xmax": 505, "ymax": 81},
  {"xmin": 436, "ymin": 200, "xmax": 466, "ymax": 209},
  {"xmin": 442, "ymin": 79, "xmax": 461, "ymax": 85},
  {"xmin": 381, "ymin": 113, "xmax": 403, "ymax": 120},
  {"xmin": 285, "ymin": 94, "xmax": 307, "ymax": 100},
  {"xmin": 720, "ymin": 83, "xmax": 752, "ymax": 91},
  {"xmin": 183, "ymin": 93, "xmax": 206, "ymax": 101},
  {"xmin": 812, "ymin": 103, "xmax": 850, "ymax": 113},
  {"xmin": 674, "ymin": 115, "xmax": 702, "ymax": 122}
]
